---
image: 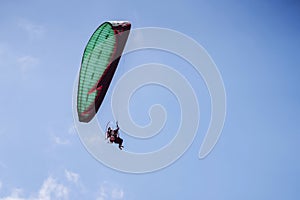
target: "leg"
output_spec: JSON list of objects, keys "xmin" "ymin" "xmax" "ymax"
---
[
  {"xmin": 114, "ymin": 137, "xmax": 123, "ymax": 150},
  {"xmin": 119, "ymin": 138, "xmax": 123, "ymax": 149}
]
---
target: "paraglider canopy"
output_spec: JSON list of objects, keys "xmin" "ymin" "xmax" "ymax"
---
[{"xmin": 77, "ymin": 21, "xmax": 131, "ymax": 122}]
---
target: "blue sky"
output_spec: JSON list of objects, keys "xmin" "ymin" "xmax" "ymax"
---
[{"xmin": 0, "ymin": 0, "xmax": 299, "ymax": 199}]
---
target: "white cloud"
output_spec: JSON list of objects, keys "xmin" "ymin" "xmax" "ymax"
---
[
  {"xmin": 64, "ymin": 170, "xmax": 79, "ymax": 184},
  {"xmin": 37, "ymin": 177, "xmax": 68, "ymax": 200},
  {"xmin": 17, "ymin": 55, "xmax": 39, "ymax": 74},
  {"xmin": 67, "ymin": 125, "xmax": 76, "ymax": 135},
  {"xmin": 0, "ymin": 44, "xmax": 39, "ymax": 82},
  {"xmin": 111, "ymin": 188, "xmax": 124, "ymax": 199},
  {"xmin": 0, "ymin": 177, "xmax": 68, "ymax": 200},
  {"xmin": 0, "ymin": 171, "xmax": 125, "ymax": 200},
  {"xmin": 96, "ymin": 182, "xmax": 124, "ymax": 200},
  {"xmin": 97, "ymin": 185, "xmax": 108, "ymax": 200},
  {"xmin": 17, "ymin": 19, "xmax": 45, "ymax": 39},
  {"xmin": 0, "ymin": 188, "xmax": 24, "ymax": 200},
  {"xmin": 52, "ymin": 136, "xmax": 70, "ymax": 145},
  {"xmin": 49, "ymin": 125, "xmax": 77, "ymax": 146}
]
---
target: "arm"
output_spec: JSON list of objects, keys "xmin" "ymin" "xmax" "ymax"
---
[
  {"xmin": 116, "ymin": 122, "xmax": 119, "ymax": 132},
  {"xmin": 106, "ymin": 130, "xmax": 112, "ymax": 139}
]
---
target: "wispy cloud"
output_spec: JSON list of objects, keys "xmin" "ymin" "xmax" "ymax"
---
[
  {"xmin": 0, "ymin": 44, "xmax": 39, "ymax": 82},
  {"xmin": 64, "ymin": 170, "xmax": 79, "ymax": 185},
  {"xmin": 67, "ymin": 125, "xmax": 76, "ymax": 135},
  {"xmin": 52, "ymin": 136, "xmax": 70, "ymax": 145},
  {"xmin": 17, "ymin": 19, "xmax": 45, "ymax": 40},
  {"xmin": 0, "ymin": 188, "xmax": 24, "ymax": 200},
  {"xmin": 0, "ymin": 177, "xmax": 68, "ymax": 200},
  {"xmin": 17, "ymin": 55, "xmax": 39, "ymax": 75},
  {"xmin": 0, "ymin": 170, "xmax": 127, "ymax": 200},
  {"xmin": 0, "ymin": 51, "xmax": 39, "ymax": 80},
  {"xmin": 111, "ymin": 188, "xmax": 124, "ymax": 200},
  {"xmin": 48, "ymin": 123, "xmax": 79, "ymax": 146},
  {"xmin": 96, "ymin": 182, "xmax": 124, "ymax": 200},
  {"xmin": 37, "ymin": 177, "xmax": 68, "ymax": 200}
]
